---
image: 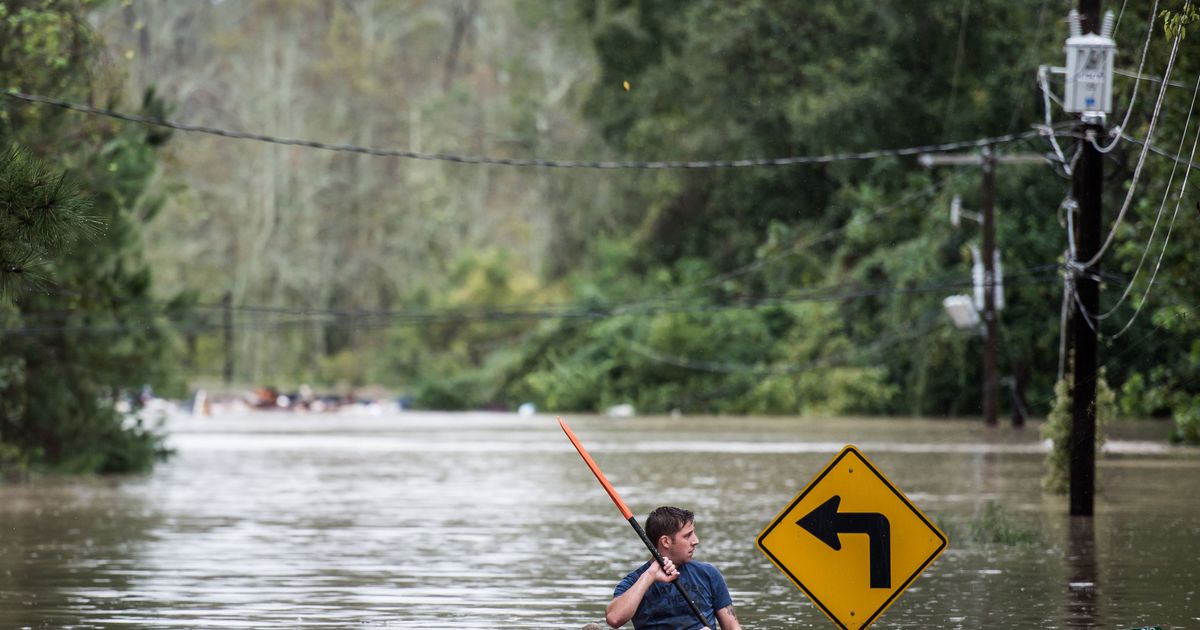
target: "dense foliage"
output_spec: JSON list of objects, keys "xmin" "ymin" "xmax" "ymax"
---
[
  {"xmin": 94, "ymin": 0, "xmax": 603, "ymax": 384},
  {"xmin": 0, "ymin": 0, "xmax": 179, "ymax": 476},
  {"xmin": 498, "ymin": 0, "xmax": 1073, "ymax": 416},
  {"xmin": 85, "ymin": 1, "xmax": 1199, "ymax": 442},
  {"xmin": 503, "ymin": 0, "xmax": 1197, "ymax": 433},
  {"xmin": 1100, "ymin": 3, "xmax": 1200, "ymax": 443}
]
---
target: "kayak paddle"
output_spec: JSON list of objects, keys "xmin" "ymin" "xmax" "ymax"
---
[{"xmin": 557, "ymin": 416, "xmax": 710, "ymax": 629}]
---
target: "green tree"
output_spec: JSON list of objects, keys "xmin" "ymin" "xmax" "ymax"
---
[
  {"xmin": 0, "ymin": 0, "xmax": 180, "ymax": 476},
  {"xmin": 503, "ymin": 0, "xmax": 1072, "ymax": 415},
  {"xmin": 1096, "ymin": 3, "xmax": 1200, "ymax": 443},
  {"xmin": 0, "ymin": 146, "xmax": 98, "ymax": 476}
]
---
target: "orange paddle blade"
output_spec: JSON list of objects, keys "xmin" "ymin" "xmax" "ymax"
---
[{"xmin": 558, "ymin": 416, "xmax": 634, "ymax": 520}]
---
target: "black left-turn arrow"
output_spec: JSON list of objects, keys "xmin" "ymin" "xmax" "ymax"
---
[{"xmin": 797, "ymin": 494, "xmax": 891, "ymax": 588}]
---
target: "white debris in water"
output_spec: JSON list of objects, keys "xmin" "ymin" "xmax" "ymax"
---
[{"xmin": 605, "ymin": 403, "xmax": 635, "ymax": 417}]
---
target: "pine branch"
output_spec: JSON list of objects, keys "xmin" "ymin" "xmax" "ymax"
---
[{"xmin": 0, "ymin": 146, "xmax": 98, "ymax": 300}]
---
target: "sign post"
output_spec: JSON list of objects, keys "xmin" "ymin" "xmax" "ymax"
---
[{"xmin": 757, "ymin": 446, "xmax": 948, "ymax": 630}]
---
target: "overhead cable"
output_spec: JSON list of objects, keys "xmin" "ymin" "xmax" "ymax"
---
[
  {"xmin": 1057, "ymin": 260, "xmax": 1072, "ymax": 384},
  {"xmin": 1078, "ymin": 30, "xmax": 1182, "ymax": 269},
  {"xmin": 1090, "ymin": 0, "xmax": 1160, "ymax": 153},
  {"xmin": 1042, "ymin": 301, "xmax": 1192, "ymax": 413},
  {"xmin": 624, "ymin": 313, "xmax": 941, "ymax": 376},
  {"xmin": 1113, "ymin": 0, "xmax": 1131, "ymax": 35},
  {"xmin": 1100, "ymin": 87, "xmax": 1200, "ymax": 340},
  {"xmin": 3, "ymin": 270, "xmax": 1062, "ymax": 336},
  {"xmin": 2, "ymin": 89, "xmax": 1040, "ymax": 170},
  {"xmin": 672, "ymin": 179, "xmax": 951, "ymax": 295},
  {"xmin": 1120, "ymin": 131, "xmax": 1200, "ymax": 169},
  {"xmin": 1115, "ymin": 68, "xmax": 1197, "ymax": 90},
  {"xmin": 1091, "ymin": 68, "xmax": 1200, "ymax": 325},
  {"xmin": 1038, "ymin": 68, "xmax": 1073, "ymax": 170}
]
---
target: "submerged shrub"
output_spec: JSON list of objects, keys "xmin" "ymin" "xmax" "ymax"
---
[
  {"xmin": 1169, "ymin": 398, "xmax": 1200, "ymax": 445},
  {"xmin": 966, "ymin": 502, "xmax": 1039, "ymax": 546},
  {"xmin": 1042, "ymin": 363, "xmax": 1116, "ymax": 495}
]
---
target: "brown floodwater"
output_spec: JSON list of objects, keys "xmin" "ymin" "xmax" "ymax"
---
[{"xmin": 0, "ymin": 412, "xmax": 1197, "ymax": 628}]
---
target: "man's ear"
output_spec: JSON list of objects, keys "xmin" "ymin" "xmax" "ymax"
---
[{"xmin": 658, "ymin": 535, "xmax": 671, "ymax": 549}]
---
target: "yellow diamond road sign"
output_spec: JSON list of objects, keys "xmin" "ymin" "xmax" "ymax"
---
[{"xmin": 757, "ymin": 445, "xmax": 947, "ymax": 630}]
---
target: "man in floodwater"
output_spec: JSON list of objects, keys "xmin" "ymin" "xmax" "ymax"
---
[{"xmin": 605, "ymin": 506, "xmax": 742, "ymax": 630}]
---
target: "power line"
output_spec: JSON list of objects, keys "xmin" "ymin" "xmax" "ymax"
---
[
  {"xmin": 1115, "ymin": 68, "xmax": 1197, "ymax": 90},
  {"xmin": 1090, "ymin": 0, "xmax": 1161, "ymax": 153},
  {"xmin": 28, "ymin": 261, "xmax": 1062, "ymax": 320},
  {"xmin": 3, "ymin": 270, "xmax": 1062, "ymax": 336},
  {"xmin": 624, "ymin": 312, "xmax": 942, "ymax": 376},
  {"xmin": 1051, "ymin": 300, "xmax": 1169, "ymax": 412},
  {"xmin": 1090, "ymin": 68, "xmax": 1200, "ymax": 327},
  {"xmin": 1120, "ymin": 131, "xmax": 1200, "ymax": 169},
  {"xmin": 653, "ymin": 160, "xmax": 1049, "ymax": 302},
  {"xmin": 2, "ymin": 89, "xmax": 1041, "ymax": 170},
  {"xmin": 668, "ymin": 179, "xmax": 953, "ymax": 296},
  {"xmin": 1054, "ymin": 127, "xmax": 1200, "ymax": 171},
  {"xmin": 1099, "ymin": 89, "xmax": 1200, "ymax": 340},
  {"xmin": 1039, "ymin": 301, "xmax": 1195, "ymax": 416},
  {"xmin": 1038, "ymin": 68, "xmax": 1074, "ymax": 171},
  {"xmin": 624, "ymin": 312, "xmax": 940, "ymax": 376},
  {"xmin": 1113, "ymin": 0, "xmax": 1131, "ymax": 35},
  {"xmin": 1077, "ymin": 30, "xmax": 1182, "ymax": 269}
]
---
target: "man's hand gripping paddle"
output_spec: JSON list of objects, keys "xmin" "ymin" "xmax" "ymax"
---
[{"xmin": 558, "ymin": 417, "xmax": 710, "ymax": 629}]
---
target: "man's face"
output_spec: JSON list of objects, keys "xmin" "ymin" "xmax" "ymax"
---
[{"xmin": 663, "ymin": 521, "xmax": 700, "ymax": 565}]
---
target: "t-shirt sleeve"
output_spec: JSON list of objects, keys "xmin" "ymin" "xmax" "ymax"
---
[
  {"xmin": 709, "ymin": 566, "xmax": 733, "ymax": 610},
  {"xmin": 614, "ymin": 568, "xmax": 639, "ymax": 599}
]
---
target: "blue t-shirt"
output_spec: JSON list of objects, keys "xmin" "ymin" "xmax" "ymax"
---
[{"xmin": 613, "ymin": 560, "xmax": 732, "ymax": 630}]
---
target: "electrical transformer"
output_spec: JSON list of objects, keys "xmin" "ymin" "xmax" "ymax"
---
[{"xmin": 1063, "ymin": 10, "xmax": 1116, "ymax": 115}]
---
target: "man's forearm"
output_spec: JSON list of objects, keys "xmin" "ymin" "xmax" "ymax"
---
[{"xmin": 716, "ymin": 604, "xmax": 742, "ymax": 630}]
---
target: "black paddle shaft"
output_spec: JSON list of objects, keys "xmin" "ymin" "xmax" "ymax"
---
[{"xmin": 626, "ymin": 516, "xmax": 710, "ymax": 629}]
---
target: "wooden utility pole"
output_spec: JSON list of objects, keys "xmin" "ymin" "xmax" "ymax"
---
[
  {"xmin": 1069, "ymin": 0, "xmax": 1103, "ymax": 518},
  {"xmin": 980, "ymin": 147, "xmax": 999, "ymax": 426},
  {"xmin": 222, "ymin": 290, "xmax": 234, "ymax": 385},
  {"xmin": 919, "ymin": 150, "xmax": 1043, "ymax": 427}
]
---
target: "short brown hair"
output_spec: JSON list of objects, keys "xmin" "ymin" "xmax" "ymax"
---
[{"xmin": 645, "ymin": 506, "xmax": 694, "ymax": 545}]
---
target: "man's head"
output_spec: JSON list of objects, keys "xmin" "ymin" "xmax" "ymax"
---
[{"xmin": 645, "ymin": 506, "xmax": 699, "ymax": 565}]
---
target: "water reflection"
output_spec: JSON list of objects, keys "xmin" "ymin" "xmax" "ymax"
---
[
  {"xmin": 0, "ymin": 413, "xmax": 1195, "ymax": 628},
  {"xmin": 1066, "ymin": 516, "xmax": 1097, "ymax": 629},
  {"xmin": 0, "ymin": 478, "xmax": 161, "ymax": 629}
]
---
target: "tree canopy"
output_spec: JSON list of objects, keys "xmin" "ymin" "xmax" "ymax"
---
[{"xmin": 9, "ymin": 0, "xmax": 1191, "ymax": 444}]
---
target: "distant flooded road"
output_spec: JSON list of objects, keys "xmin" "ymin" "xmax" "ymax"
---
[{"xmin": 1, "ymin": 412, "xmax": 1197, "ymax": 628}]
